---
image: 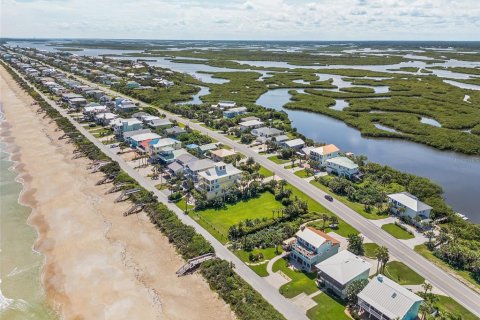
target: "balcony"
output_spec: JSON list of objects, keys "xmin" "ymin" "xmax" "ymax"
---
[{"xmin": 292, "ymin": 242, "xmax": 316, "ymax": 259}]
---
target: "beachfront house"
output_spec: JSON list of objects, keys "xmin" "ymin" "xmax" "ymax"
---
[
  {"xmin": 166, "ymin": 153, "xmax": 199, "ymax": 176},
  {"xmin": 325, "ymin": 156, "xmax": 360, "ymax": 179},
  {"xmin": 150, "ymin": 138, "xmax": 182, "ymax": 154},
  {"xmin": 197, "ymin": 162, "xmax": 242, "ymax": 200},
  {"xmin": 113, "ymin": 118, "xmax": 143, "ymax": 136},
  {"xmin": 387, "ymin": 192, "xmax": 432, "ymax": 220},
  {"xmin": 95, "ymin": 112, "xmax": 118, "ymax": 126},
  {"xmin": 126, "ymin": 132, "xmax": 161, "ymax": 148},
  {"xmin": 309, "ymin": 144, "xmax": 340, "ymax": 166},
  {"xmin": 357, "ymin": 275, "xmax": 423, "ymax": 320},
  {"xmin": 290, "ymin": 226, "xmax": 340, "ymax": 272},
  {"xmin": 184, "ymin": 159, "xmax": 216, "ymax": 183},
  {"xmin": 315, "ymin": 250, "xmax": 372, "ymax": 299}
]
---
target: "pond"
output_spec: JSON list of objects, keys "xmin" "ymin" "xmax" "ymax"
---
[
  {"xmin": 330, "ymin": 99, "xmax": 349, "ymax": 111},
  {"xmin": 255, "ymin": 88, "xmax": 480, "ymax": 222},
  {"xmin": 420, "ymin": 117, "xmax": 442, "ymax": 127},
  {"xmin": 374, "ymin": 124, "xmax": 400, "ymax": 133},
  {"xmin": 175, "ymin": 86, "xmax": 210, "ymax": 105}
]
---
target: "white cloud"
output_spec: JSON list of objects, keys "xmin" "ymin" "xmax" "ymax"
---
[{"xmin": 1, "ymin": 0, "xmax": 479, "ymax": 40}]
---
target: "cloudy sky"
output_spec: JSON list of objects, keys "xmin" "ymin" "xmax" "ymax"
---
[{"xmin": 1, "ymin": 0, "xmax": 479, "ymax": 40}]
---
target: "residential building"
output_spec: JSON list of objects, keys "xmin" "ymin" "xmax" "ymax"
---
[
  {"xmin": 290, "ymin": 227, "xmax": 340, "ymax": 272},
  {"xmin": 357, "ymin": 275, "xmax": 423, "ymax": 320},
  {"xmin": 113, "ymin": 118, "xmax": 143, "ymax": 136},
  {"xmin": 213, "ymin": 100, "xmax": 237, "ymax": 109},
  {"xmin": 121, "ymin": 128, "xmax": 152, "ymax": 140},
  {"xmin": 147, "ymin": 118, "xmax": 173, "ymax": 129},
  {"xmin": 309, "ymin": 144, "xmax": 340, "ymax": 165},
  {"xmin": 156, "ymin": 148, "xmax": 189, "ymax": 164},
  {"xmin": 325, "ymin": 156, "xmax": 360, "ymax": 179},
  {"xmin": 127, "ymin": 81, "xmax": 141, "ymax": 89},
  {"xmin": 164, "ymin": 126, "xmax": 186, "ymax": 138},
  {"xmin": 239, "ymin": 119, "xmax": 264, "ymax": 131},
  {"xmin": 223, "ymin": 106, "xmax": 248, "ymax": 118},
  {"xmin": 166, "ymin": 153, "xmax": 199, "ymax": 176},
  {"xmin": 184, "ymin": 159, "xmax": 216, "ymax": 182},
  {"xmin": 95, "ymin": 112, "xmax": 118, "ymax": 126},
  {"xmin": 198, "ymin": 162, "xmax": 242, "ymax": 200},
  {"xmin": 281, "ymin": 138, "xmax": 305, "ymax": 150},
  {"xmin": 251, "ymin": 127, "xmax": 283, "ymax": 139},
  {"xmin": 387, "ymin": 192, "xmax": 432, "ymax": 220},
  {"xmin": 315, "ymin": 250, "xmax": 372, "ymax": 299},
  {"xmin": 210, "ymin": 148, "xmax": 236, "ymax": 162},
  {"xmin": 150, "ymin": 138, "xmax": 182, "ymax": 154},
  {"xmin": 126, "ymin": 132, "xmax": 161, "ymax": 148}
]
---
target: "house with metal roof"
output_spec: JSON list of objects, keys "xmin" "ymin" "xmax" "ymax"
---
[
  {"xmin": 357, "ymin": 275, "xmax": 423, "ymax": 320},
  {"xmin": 309, "ymin": 144, "xmax": 340, "ymax": 165},
  {"xmin": 281, "ymin": 138, "xmax": 306, "ymax": 150},
  {"xmin": 239, "ymin": 119, "xmax": 264, "ymax": 131},
  {"xmin": 325, "ymin": 156, "xmax": 359, "ymax": 179},
  {"xmin": 184, "ymin": 159, "xmax": 216, "ymax": 182},
  {"xmin": 198, "ymin": 162, "xmax": 242, "ymax": 200},
  {"xmin": 290, "ymin": 226, "xmax": 340, "ymax": 272},
  {"xmin": 315, "ymin": 250, "xmax": 372, "ymax": 299},
  {"xmin": 387, "ymin": 192, "xmax": 432, "ymax": 220}
]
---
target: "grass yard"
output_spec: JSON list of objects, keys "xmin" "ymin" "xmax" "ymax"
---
[
  {"xmin": 258, "ymin": 165, "xmax": 273, "ymax": 177},
  {"xmin": 235, "ymin": 247, "xmax": 282, "ymax": 277},
  {"xmin": 193, "ymin": 192, "xmax": 283, "ymax": 238},
  {"xmin": 414, "ymin": 244, "xmax": 480, "ymax": 291},
  {"xmin": 363, "ymin": 243, "xmax": 380, "ymax": 258},
  {"xmin": 434, "ymin": 295, "xmax": 478, "ymax": 320},
  {"xmin": 268, "ymin": 155, "xmax": 290, "ymax": 164},
  {"xmin": 294, "ymin": 169, "xmax": 311, "ymax": 178},
  {"xmin": 384, "ymin": 261, "xmax": 424, "ymax": 285},
  {"xmin": 381, "ymin": 223, "xmax": 414, "ymax": 240},
  {"xmin": 310, "ymin": 180, "xmax": 388, "ymax": 220},
  {"xmin": 306, "ymin": 291, "xmax": 349, "ymax": 320},
  {"xmin": 284, "ymin": 163, "xmax": 299, "ymax": 169},
  {"xmin": 273, "ymin": 257, "xmax": 319, "ymax": 298}
]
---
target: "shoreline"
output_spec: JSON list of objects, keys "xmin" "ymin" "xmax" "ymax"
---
[{"xmin": 0, "ymin": 66, "xmax": 234, "ymax": 319}]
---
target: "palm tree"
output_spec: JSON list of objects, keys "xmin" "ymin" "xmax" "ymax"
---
[
  {"xmin": 278, "ymin": 179, "xmax": 287, "ymax": 193},
  {"xmin": 375, "ymin": 246, "xmax": 389, "ymax": 274},
  {"xmin": 422, "ymin": 281, "xmax": 433, "ymax": 295},
  {"xmin": 322, "ymin": 214, "xmax": 330, "ymax": 230},
  {"xmin": 329, "ymin": 216, "xmax": 338, "ymax": 228},
  {"xmin": 424, "ymin": 231, "xmax": 435, "ymax": 245}
]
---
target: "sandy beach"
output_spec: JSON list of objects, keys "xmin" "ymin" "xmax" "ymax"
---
[{"xmin": 0, "ymin": 66, "xmax": 234, "ymax": 319}]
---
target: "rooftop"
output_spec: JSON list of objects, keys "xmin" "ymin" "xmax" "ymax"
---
[
  {"xmin": 326, "ymin": 156, "xmax": 359, "ymax": 170},
  {"xmin": 388, "ymin": 192, "xmax": 432, "ymax": 212},
  {"xmin": 315, "ymin": 250, "xmax": 372, "ymax": 285},
  {"xmin": 358, "ymin": 275, "xmax": 423, "ymax": 319},
  {"xmin": 239, "ymin": 119, "xmax": 264, "ymax": 127},
  {"xmin": 296, "ymin": 227, "xmax": 340, "ymax": 249},
  {"xmin": 311, "ymin": 144, "xmax": 340, "ymax": 156}
]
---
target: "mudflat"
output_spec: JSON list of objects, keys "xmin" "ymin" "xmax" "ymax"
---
[{"xmin": 0, "ymin": 65, "xmax": 234, "ymax": 320}]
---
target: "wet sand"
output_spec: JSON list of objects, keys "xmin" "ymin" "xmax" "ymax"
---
[{"xmin": 0, "ymin": 66, "xmax": 234, "ymax": 320}]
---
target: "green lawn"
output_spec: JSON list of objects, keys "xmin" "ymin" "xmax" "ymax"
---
[
  {"xmin": 272, "ymin": 257, "xmax": 319, "ymax": 298},
  {"xmin": 294, "ymin": 169, "xmax": 311, "ymax": 178},
  {"xmin": 310, "ymin": 180, "xmax": 388, "ymax": 220},
  {"xmin": 381, "ymin": 223, "xmax": 414, "ymax": 240},
  {"xmin": 286, "ymin": 184, "xmax": 359, "ymax": 237},
  {"xmin": 175, "ymin": 197, "xmax": 195, "ymax": 212},
  {"xmin": 235, "ymin": 247, "xmax": 281, "ymax": 277},
  {"xmin": 384, "ymin": 261, "xmax": 424, "ymax": 285},
  {"xmin": 258, "ymin": 165, "xmax": 273, "ymax": 177},
  {"xmin": 193, "ymin": 192, "xmax": 283, "ymax": 238},
  {"xmin": 363, "ymin": 243, "xmax": 380, "ymax": 258},
  {"xmin": 307, "ymin": 292, "xmax": 349, "ymax": 320},
  {"xmin": 268, "ymin": 155, "xmax": 290, "ymax": 164},
  {"xmin": 414, "ymin": 244, "xmax": 480, "ymax": 291},
  {"xmin": 434, "ymin": 295, "xmax": 478, "ymax": 320},
  {"xmin": 284, "ymin": 163, "xmax": 298, "ymax": 169}
]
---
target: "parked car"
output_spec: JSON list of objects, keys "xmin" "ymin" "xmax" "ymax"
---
[{"xmin": 324, "ymin": 195, "xmax": 333, "ymax": 202}]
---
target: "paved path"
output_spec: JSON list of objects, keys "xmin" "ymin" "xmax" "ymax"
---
[
  {"xmin": 10, "ymin": 68, "xmax": 309, "ymax": 320},
  {"xmin": 20, "ymin": 62, "xmax": 480, "ymax": 318}
]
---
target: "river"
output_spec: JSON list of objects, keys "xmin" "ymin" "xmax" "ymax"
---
[{"xmin": 256, "ymin": 88, "xmax": 480, "ymax": 222}]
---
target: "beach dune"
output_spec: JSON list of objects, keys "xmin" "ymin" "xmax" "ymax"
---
[{"xmin": 0, "ymin": 66, "xmax": 234, "ymax": 320}]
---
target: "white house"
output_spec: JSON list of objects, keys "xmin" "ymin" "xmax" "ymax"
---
[
  {"xmin": 325, "ymin": 156, "xmax": 360, "ymax": 179},
  {"xmin": 113, "ymin": 118, "xmax": 143, "ymax": 136},
  {"xmin": 251, "ymin": 127, "xmax": 284, "ymax": 139},
  {"xmin": 198, "ymin": 162, "xmax": 242, "ymax": 200},
  {"xmin": 387, "ymin": 192, "xmax": 432, "ymax": 220},
  {"xmin": 239, "ymin": 119, "xmax": 264, "ymax": 131},
  {"xmin": 150, "ymin": 138, "xmax": 182, "ymax": 154},
  {"xmin": 95, "ymin": 112, "xmax": 118, "ymax": 126},
  {"xmin": 213, "ymin": 101, "xmax": 237, "ymax": 109},
  {"xmin": 309, "ymin": 144, "xmax": 340, "ymax": 165},
  {"xmin": 290, "ymin": 226, "xmax": 340, "ymax": 272},
  {"xmin": 315, "ymin": 250, "xmax": 372, "ymax": 299},
  {"xmin": 357, "ymin": 275, "xmax": 423, "ymax": 320},
  {"xmin": 281, "ymin": 138, "xmax": 305, "ymax": 150}
]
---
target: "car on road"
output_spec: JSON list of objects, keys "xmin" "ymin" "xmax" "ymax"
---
[
  {"xmin": 110, "ymin": 144, "xmax": 119, "ymax": 148},
  {"xmin": 324, "ymin": 195, "xmax": 333, "ymax": 202}
]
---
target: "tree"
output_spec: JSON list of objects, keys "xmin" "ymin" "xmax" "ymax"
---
[
  {"xmin": 329, "ymin": 216, "xmax": 339, "ymax": 228},
  {"xmin": 345, "ymin": 279, "xmax": 369, "ymax": 304},
  {"xmin": 321, "ymin": 214, "xmax": 330, "ymax": 230},
  {"xmin": 347, "ymin": 234, "xmax": 364, "ymax": 256},
  {"xmin": 422, "ymin": 281, "xmax": 433, "ymax": 295},
  {"xmin": 424, "ymin": 231, "xmax": 435, "ymax": 246},
  {"xmin": 375, "ymin": 246, "xmax": 389, "ymax": 273}
]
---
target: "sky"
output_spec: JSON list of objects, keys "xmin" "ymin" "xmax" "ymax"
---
[{"xmin": 1, "ymin": 0, "xmax": 480, "ymax": 41}]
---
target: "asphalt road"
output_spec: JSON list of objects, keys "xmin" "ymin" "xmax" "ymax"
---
[{"xmin": 15, "ymin": 61, "xmax": 480, "ymax": 318}]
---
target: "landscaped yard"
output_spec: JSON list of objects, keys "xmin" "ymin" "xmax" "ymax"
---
[
  {"xmin": 381, "ymin": 223, "xmax": 414, "ymax": 240},
  {"xmin": 268, "ymin": 155, "xmax": 290, "ymax": 164},
  {"xmin": 384, "ymin": 261, "xmax": 424, "ymax": 285},
  {"xmin": 193, "ymin": 192, "xmax": 283, "ymax": 239},
  {"xmin": 435, "ymin": 295, "xmax": 478, "ymax": 320},
  {"xmin": 235, "ymin": 247, "xmax": 281, "ymax": 277},
  {"xmin": 363, "ymin": 243, "xmax": 380, "ymax": 258},
  {"xmin": 272, "ymin": 257, "xmax": 318, "ymax": 298},
  {"xmin": 306, "ymin": 291, "xmax": 349, "ymax": 320},
  {"xmin": 310, "ymin": 180, "xmax": 388, "ymax": 220},
  {"xmin": 414, "ymin": 244, "xmax": 479, "ymax": 291}
]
